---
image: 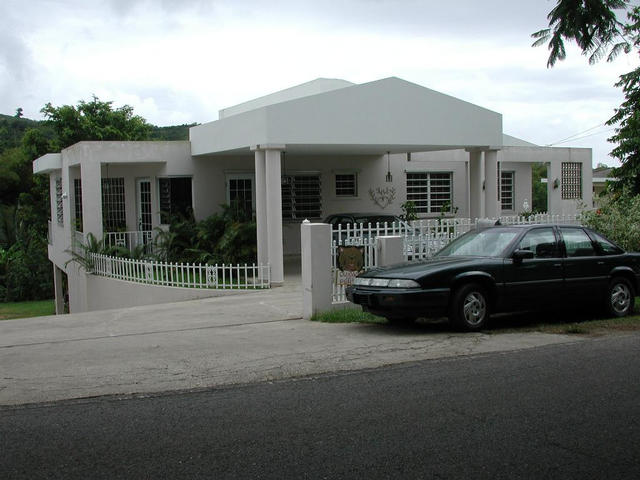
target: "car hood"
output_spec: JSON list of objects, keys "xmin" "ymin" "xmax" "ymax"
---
[{"xmin": 360, "ymin": 256, "xmax": 493, "ymax": 280}]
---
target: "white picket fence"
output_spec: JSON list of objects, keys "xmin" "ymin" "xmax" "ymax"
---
[
  {"xmin": 330, "ymin": 213, "xmax": 582, "ymax": 303},
  {"xmin": 88, "ymin": 253, "xmax": 271, "ymax": 289}
]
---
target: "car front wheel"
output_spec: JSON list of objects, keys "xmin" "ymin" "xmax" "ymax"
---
[
  {"xmin": 606, "ymin": 277, "xmax": 634, "ymax": 317},
  {"xmin": 449, "ymin": 283, "xmax": 489, "ymax": 331}
]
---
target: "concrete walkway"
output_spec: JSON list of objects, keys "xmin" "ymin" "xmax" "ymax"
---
[{"xmin": 0, "ymin": 274, "xmax": 584, "ymax": 406}]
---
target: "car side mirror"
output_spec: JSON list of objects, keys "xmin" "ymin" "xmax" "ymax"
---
[{"xmin": 513, "ymin": 249, "xmax": 534, "ymax": 264}]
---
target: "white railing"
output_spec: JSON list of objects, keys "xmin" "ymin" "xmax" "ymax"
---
[
  {"xmin": 88, "ymin": 252, "xmax": 270, "ymax": 289},
  {"xmin": 497, "ymin": 213, "xmax": 581, "ymax": 225},
  {"xmin": 104, "ymin": 230, "xmax": 155, "ymax": 254},
  {"xmin": 332, "ymin": 221, "xmax": 415, "ymax": 246},
  {"xmin": 330, "ymin": 213, "xmax": 583, "ymax": 303}
]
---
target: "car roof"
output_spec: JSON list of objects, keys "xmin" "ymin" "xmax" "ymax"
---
[{"xmin": 482, "ymin": 224, "xmax": 586, "ymax": 230}]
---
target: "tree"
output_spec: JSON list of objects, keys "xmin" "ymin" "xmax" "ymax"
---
[
  {"xmin": 41, "ymin": 95, "xmax": 152, "ymax": 150},
  {"xmin": 14, "ymin": 108, "xmax": 23, "ymax": 118},
  {"xmin": 533, "ymin": 1, "xmax": 640, "ymax": 194},
  {"xmin": 531, "ymin": 162, "xmax": 548, "ymax": 212}
]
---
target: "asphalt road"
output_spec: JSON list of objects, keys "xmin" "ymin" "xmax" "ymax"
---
[{"xmin": 2, "ymin": 333, "xmax": 639, "ymax": 479}]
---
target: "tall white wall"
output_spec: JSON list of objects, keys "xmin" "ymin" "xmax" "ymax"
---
[{"xmin": 502, "ymin": 146, "xmax": 592, "ymax": 215}]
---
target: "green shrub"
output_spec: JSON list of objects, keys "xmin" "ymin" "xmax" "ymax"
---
[
  {"xmin": 154, "ymin": 203, "xmax": 257, "ymax": 265},
  {"xmin": 582, "ymin": 190, "xmax": 640, "ymax": 252}
]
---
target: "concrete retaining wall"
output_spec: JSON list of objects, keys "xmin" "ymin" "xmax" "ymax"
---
[{"xmin": 83, "ymin": 274, "xmax": 258, "ymax": 313}]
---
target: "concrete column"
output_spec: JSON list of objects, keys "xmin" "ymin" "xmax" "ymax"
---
[
  {"xmin": 53, "ymin": 265, "xmax": 65, "ymax": 315},
  {"xmin": 547, "ymin": 160, "xmax": 561, "ymax": 214},
  {"xmin": 80, "ymin": 159, "xmax": 103, "ymax": 241},
  {"xmin": 265, "ymin": 148, "xmax": 284, "ymax": 285},
  {"xmin": 253, "ymin": 149, "xmax": 268, "ymax": 267},
  {"xmin": 484, "ymin": 150, "xmax": 501, "ymax": 219},
  {"xmin": 376, "ymin": 236, "xmax": 404, "ymax": 267},
  {"xmin": 469, "ymin": 151, "xmax": 485, "ymax": 219},
  {"xmin": 301, "ymin": 221, "xmax": 332, "ymax": 320}
]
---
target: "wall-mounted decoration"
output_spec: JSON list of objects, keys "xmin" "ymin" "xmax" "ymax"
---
[{"xmin": 368, "ymin": 186, "xmax": 396, "ymax": 209}]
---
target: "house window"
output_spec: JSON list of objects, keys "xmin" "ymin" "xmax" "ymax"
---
[
  {"xmin": 74, "ymin": 178, "xmax": 83, "ymax": 232},
  {"xmin": 227, "ymin": 176, "xmax": 254, "ymax": 217},
  {"xmin": 501, "ymin": 171, "xmax": 515, "ymax": 211},
  {"xmin": 335, "ymin": 173, "xmax": 357, "ymax": 197},
  {"xmin": 101, "ymin": 178, "xmax": 126, "ymax": 232},
  {"xmin": 561, "ymin": 162, "xmax": 582, "ymax": 199},
  {"xmin": 282, "ymin": 174, "xmax": 322, "ymax": 220},
  {"xmin": 159, "ymin": 177, "xmax": 193, "ymax": 223},
  {"xmin": 55, "ymin": 177, "xmax": 63, "ymax": 225},
  {"xmin": 406, "ymin": 172, "xmax": 453, "ymax": 214}
]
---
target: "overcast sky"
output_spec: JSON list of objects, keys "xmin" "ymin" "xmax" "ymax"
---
[{"xmin": 2, "ymin": 0, "xmax": 638, "ymax": 166}]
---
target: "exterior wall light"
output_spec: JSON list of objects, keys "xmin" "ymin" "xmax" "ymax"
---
[{"xmin": 385, "ymin": 151, "xmax": 393, "ymax": 182}]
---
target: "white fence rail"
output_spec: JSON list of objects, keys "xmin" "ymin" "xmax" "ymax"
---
[
  {"xmin": 330, "ymin": 213, "xmax": 583, "ymax": 303},
  {"xmin": 88, "ymin": 253, "xmax": 270, "ymax": 289},
  {"xmin": 104, "ymin": 230, "xmax": 155, "ymax": 254}
]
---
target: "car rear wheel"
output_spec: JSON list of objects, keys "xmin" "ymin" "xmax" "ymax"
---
[
  {"xmin": 605, "ymin": 277, "xmax": 634, "ymax": 317},
  {"xmin": 449, "ymin": 283, "xmax": 489, "ymax": 331}
]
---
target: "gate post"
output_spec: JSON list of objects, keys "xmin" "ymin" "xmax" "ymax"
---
[
  {"xmin": 301, "ymin": 221, "xmax": 332, "ymax": 320},
  {"xmin": 377, "ymin": 235, "xmax": 404, "ymax": 266}
]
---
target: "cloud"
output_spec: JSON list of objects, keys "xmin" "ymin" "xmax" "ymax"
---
[{"xmin": 0, "ymin": 0, "xmax": 636, "ymax": 165}]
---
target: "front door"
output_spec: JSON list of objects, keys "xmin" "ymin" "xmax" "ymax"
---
[
  {"xmin": 137, "ymin": 179, "xmax": 152, "ymax": 242},
  {"xmin": 226, "ymin": 174, "xmax": 255, "ymax": 218}
]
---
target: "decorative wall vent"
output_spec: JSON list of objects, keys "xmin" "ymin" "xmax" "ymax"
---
[{"xmin": 368, "ymin": 187, "xmax": 396, "ymax": 209}]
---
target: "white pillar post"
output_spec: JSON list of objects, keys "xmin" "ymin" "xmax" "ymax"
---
[
  {"xmin": 484, "ymin": 150, "xmax": 501, "ymax": 219},
  {"xmin": 80, "ymin": 159, "xmax": 103, "ymax": 241},
  {"xmin": 265, "ymin": 148, "xmax": 284, "ymax": 285},
  {"xmin": 53, "ymin": 265, "xmax": 65, "ymax": 315},
  {"xmin": 253, "ymin": 149, "xmax": 268, "ymax": 267},
  {"xmin": 301, "ymin": 221, "xmax": 332, "ymax": 320},
  {"xmin": 468, "ymin": 150, "xmax": 485, "ymax": 219},
  {"xmin": 376, "ymin": 236, "xmax": 404, "ymax": 266}
]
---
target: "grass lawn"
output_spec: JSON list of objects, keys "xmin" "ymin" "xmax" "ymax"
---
[
  {"xmin": 312, "ymin": 299, "xmax": 640, "ymax": 335},
  {"xmin": 0, "ymin": 300, "xmax": 56, "ymax": 320}
]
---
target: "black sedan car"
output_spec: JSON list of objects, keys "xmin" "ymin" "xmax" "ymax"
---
[{"xmin": 346, "ymin": 224, "xmax": 640, "ymax": 331}]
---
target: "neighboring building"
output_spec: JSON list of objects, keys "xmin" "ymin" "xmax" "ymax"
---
[
  {"xmin": 592, "ymin": 166, "xmax": 616, "ymax": 207},
  {"xmin": 34, "ymin": 77, "xmax": 593, "ymax": 313}
]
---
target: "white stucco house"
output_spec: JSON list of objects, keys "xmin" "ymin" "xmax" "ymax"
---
[{"xmin": 34, "ymin": 77, "xmax": 593, "ymax": 313}]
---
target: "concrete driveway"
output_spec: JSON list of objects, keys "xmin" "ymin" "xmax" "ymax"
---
[{"xmin": 0, "ymin": 278, "xmax": 583, "ymax": 406}]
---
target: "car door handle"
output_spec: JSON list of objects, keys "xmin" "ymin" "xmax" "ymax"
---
[
  {"xmin": 553, "ymin": 263, "xmax": 562, "ymax": 267},
  {"xmin": 597, "ymin": 261, "xmax": 605, "ymax": 265}
]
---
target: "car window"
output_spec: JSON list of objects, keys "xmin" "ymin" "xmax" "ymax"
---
[
  {"xmin": 517, "ymin": 228, "xmax": 558, "ymax": 259},
  {"xmin": 560, "ymin": 228, "xmax": 596, "ymax": 257},
  {"xmin": 590, "ymin": 231, "xmax": 624, "ymax": 255},
  {"xmin": 436, "ymin": 229, "xmax": 519, "ymax": 257}
]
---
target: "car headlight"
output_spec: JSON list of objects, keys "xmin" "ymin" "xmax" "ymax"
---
[
  {"xmin": 387, "ymin": 279, "xmax": 420, "ymax": 288},
  {"xmin": 353, "ymin": 277, "xmax": 420, "ymax": 288}
]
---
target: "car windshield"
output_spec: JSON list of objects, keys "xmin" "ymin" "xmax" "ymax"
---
[{"xmin": 435, "ymin": 229, "xmax": 519, "ymax": 257}]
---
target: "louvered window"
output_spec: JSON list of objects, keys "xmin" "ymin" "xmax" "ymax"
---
[
  {"xmin": 282, "ymin": 174, "xmax": 322, "ymax": 220},
  {"xmin": 501, "ymin": 171, "xmax": 514, "ymax": 211},
  {"xmin": 74, "ymin": 178, "xmax": 83, "ymax": 231},
  {"xmin": 159, "ymin": 177, "xmax": 193, "ymax": 223},
  {"xmin": 406, "ymin": 172, "xmax": 453, "ymax": 214}
]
